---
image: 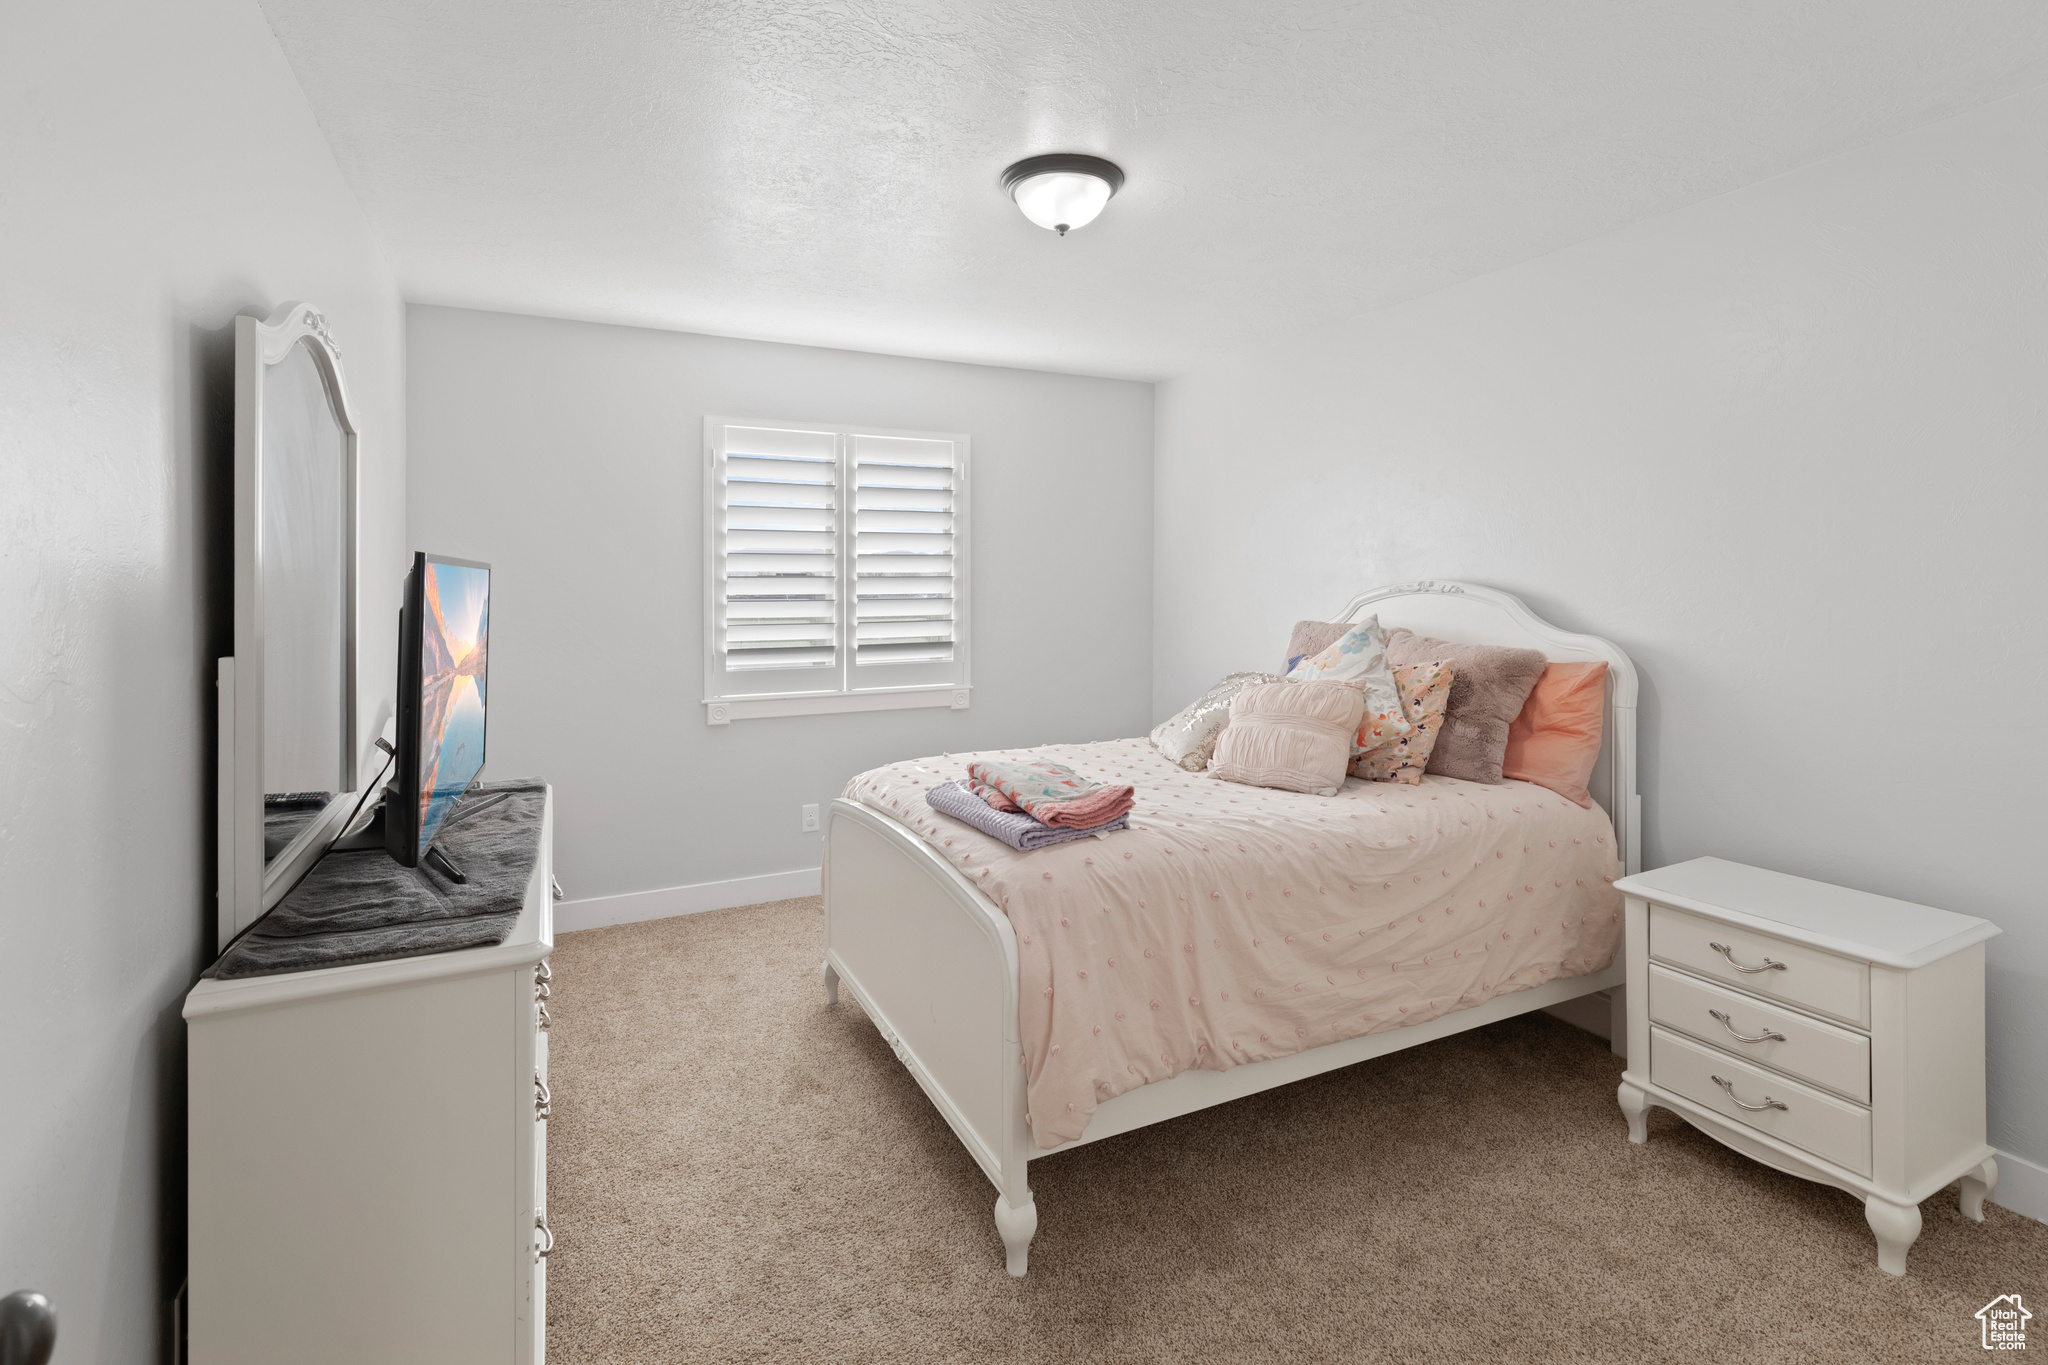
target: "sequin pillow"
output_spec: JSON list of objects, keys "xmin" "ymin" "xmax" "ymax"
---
[
  {"xmin": 1284, "ymin": 617, "xmax": 1411, "ymax": 745},
  {"xmin": 1352, "ymin": 661, "xmax": 1455, "ymax": 785},
  {"xmin": 1149, "ymin": 671, "xmax": 1285, "ymax": 771}
]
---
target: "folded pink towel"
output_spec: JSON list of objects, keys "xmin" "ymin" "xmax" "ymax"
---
[
  {"xmin": 970, "ymin": 780, "xmax": 1024, "ymax": 813},
  {"xmin": 966, "ymin": 758, "xmax": 1136, "ymax": 829}
]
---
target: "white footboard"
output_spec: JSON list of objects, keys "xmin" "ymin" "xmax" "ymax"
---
[{"xmin": 822, "ymin": 799, "xmax": 1039, "ymax": 1274}]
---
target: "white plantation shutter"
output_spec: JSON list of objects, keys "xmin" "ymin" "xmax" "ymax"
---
[
  {"xmin": 705, "ymin": 418, "xmax": 968, "ymax": 718},
  {"xmin": 853, "ymin": 434, "xmax": 959, "ymax": 680},
  {"xmin": 716, "ymin": 424, "xmax": 840, "ymax": 681}
]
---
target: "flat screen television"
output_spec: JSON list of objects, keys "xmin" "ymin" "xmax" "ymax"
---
[{"xmin": 385, "ymin": 551, "xmax": 491, "ymax": 869}]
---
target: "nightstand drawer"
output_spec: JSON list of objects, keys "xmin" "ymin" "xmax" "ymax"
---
[
  {"xmin": 1650, "ymin": 904, "xmax": 1869, "ymax": 1027},
  {"xmin": 1647, "ymin": 964, "xmax": 1870, "ymax": 1102},
  {"xmin": 1651, "ymin": 1027, "xmax": 1871, "ymax": 1176}
]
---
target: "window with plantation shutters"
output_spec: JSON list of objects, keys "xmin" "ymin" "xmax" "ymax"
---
[{"xmin": 703, "ymin": 418, "xmax": 970, "ymax": 723}]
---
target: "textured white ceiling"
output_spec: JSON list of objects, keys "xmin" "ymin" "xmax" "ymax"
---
[{"xmin": 262, "ymin": 0, "xmax": 2048, "ymax": 379}]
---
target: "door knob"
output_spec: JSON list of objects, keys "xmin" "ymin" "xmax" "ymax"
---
[{"xmin": 0, "ymin": 1292, "xmax": 55, "ymax": 1365}]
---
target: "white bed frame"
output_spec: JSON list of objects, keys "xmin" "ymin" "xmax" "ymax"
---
[{"xmin": 821, "ymin": 580, "xmax": 1640, "ymax": 1275}]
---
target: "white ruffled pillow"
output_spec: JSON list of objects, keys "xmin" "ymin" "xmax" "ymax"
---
[
  {"xmin": 1210, "ymin": 681, "xmax": 1367, "ymax": 797},
  {"xmin": 1284, "ymin": 616, "xmax": 1411, "ymax": 747}
]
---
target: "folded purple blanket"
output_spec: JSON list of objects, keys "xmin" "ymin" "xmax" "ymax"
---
[{"xmin": 925, "ymin": 780, "xmax": 1128, "ymax": 852}]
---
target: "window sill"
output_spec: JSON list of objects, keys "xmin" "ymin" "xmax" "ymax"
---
[{"xmin": 704, "ymin": 685, "xmax": 970, "ymax": 724}]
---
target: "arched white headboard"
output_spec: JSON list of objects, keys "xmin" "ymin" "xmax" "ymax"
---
[{"xmin": 1334, "ymin": 580, "xmax": 1640, "ymax": 876}]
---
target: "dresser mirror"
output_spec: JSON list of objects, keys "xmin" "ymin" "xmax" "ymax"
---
[{"xmin": 218, "ymin": 302, "xmax": 361, "ymax": 951}]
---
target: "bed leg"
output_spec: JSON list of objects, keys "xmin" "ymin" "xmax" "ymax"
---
[
  {"xmin": 1617, "ymin": 1080, "xmax": 1649, "ymax": 1144},
  {"xmin": 821, "ymin": 959, "xmax": 839, "ymax": 1006},
  {"xmin": 1960, "ymin": 1157, "xmax": 1998, "ymax": 1222},
  {"xmin": 994, "ymin": 1193, "xmax": 1038, "ymax": 1278}
]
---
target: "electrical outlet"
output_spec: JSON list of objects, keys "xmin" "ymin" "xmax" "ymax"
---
[{"xmin": 801, "ymin": 803, "xmax": 820, "ymax": 833}]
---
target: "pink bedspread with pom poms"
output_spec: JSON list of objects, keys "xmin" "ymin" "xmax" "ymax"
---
[{"xmin": 845, "ymin": 738, "xmax": 1622, "ymax": 1150}]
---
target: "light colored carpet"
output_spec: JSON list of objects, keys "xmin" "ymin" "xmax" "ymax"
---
[{"xmin": 544, "ymin": 896, "xmax": 2044, "ymax": 1363}]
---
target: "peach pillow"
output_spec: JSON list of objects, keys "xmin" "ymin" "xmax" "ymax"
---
[{"xmin": 1501, "ymin": 661, "xmax": 1608, "ymax": 807}]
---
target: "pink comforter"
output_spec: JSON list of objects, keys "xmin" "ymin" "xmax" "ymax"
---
[{"xmin": 846, "ymin": 738, "xmax": 1622, "ymax": 1150}]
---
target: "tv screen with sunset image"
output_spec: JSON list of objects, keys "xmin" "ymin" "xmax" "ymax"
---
[{"xmin": 413, "ymin": 555, "xmax": 489, "ymax": 860}]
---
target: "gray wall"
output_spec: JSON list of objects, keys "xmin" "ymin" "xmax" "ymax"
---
[
  {"xmin": 1153, "ymin": 88, "xmax": 2048, "ymax": 1167},
  {"xmin": 0, "ymin": 2, "xmax": 408, "ymax": 1358},
  {"xmin": 407, "ymin": 307, "xmax": 1154, "ymax": 901}
]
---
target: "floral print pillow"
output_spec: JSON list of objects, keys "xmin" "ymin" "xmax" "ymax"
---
[
  {"xmin": 1285, "ymin": 616, "xmax": 1411, "ymax": 745},
  {"xmin": 1352, "ymin": 661, "xmax": 1455, "ymax": 785}
]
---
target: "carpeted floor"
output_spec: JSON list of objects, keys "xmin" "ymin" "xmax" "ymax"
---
[{"xmin": 543, "ymin": 897, "xmax": 2045, "ymax": 1364}]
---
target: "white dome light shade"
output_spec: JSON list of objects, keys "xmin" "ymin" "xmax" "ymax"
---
[
  {"xmin": 1000, "ymin": 154, "xmax": 1125, "ymax": 237},
  {"xmin": 1012, "ymin": 172, "xmax": 1112, "ymax": 235}
]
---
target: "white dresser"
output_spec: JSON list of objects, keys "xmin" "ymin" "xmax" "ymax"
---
[
  {"xmin": 1614, "ymin": 857, "xmax": 2000, "ymax": 1276},
  {"xmin": 185, "ymin": 791, "xmax": 554, "ymax": 1363}
]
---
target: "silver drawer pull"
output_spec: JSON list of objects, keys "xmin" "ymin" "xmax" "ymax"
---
[
  {"xmin": 1712, "ymin": 1074, "xmax": 1788, "ymax": 1113},
  {"xmin": 536, "ymin": 959, "xmax": 552, "ymax": 984},
  {"xmin": 537, "ymin": 1001, "xmax": 551, "ymax": 1032},
  {"xmin": 535, "ymin": 981, "xmax": 551, "ymax": 1001},
  {"xmin": 1708, "ymin": 1009, "xmax": 1786, "ymax": 1044},
  {"xmin": 535, "ymin": 1214, "xmax": 554, "ymax": 1261},
  {"xmin": 535, "ymin": 1074, "xmax": 552, "ymax": 1120},
  {"xmin": 1709, "ymin": 942, "xmax": 1786, "ymax": 974}
]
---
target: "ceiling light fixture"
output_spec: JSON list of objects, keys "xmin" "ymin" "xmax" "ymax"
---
[{"xmin": 1000, "ymin": 153, "xmax": 1125, "ymax": 237}]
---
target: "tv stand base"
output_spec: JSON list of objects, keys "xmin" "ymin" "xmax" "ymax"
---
[{"xmin": 426, "ymin": 843, "xmax": 468, "ymax": 884}]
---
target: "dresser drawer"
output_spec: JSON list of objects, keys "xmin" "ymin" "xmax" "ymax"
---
[
  {"xmin": 1651, "ymin": 1027, "xmax": 1871, "ymax": 1176},
  {"xmin": 1649, "ymin": 904, "xmax": 1869, "ymax": 1027},
  {"xmin": 1647, "ymin": 964, "xmax": 1870, "ymax": 1102}
]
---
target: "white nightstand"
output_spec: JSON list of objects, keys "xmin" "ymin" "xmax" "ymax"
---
[{"xmin": 1614, "ymin": 856, "xmax": 2001, "ymax": 1276}]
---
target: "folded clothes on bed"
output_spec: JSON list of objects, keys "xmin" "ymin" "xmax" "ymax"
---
[
  {"xmin": 926, "ymin": 780, "xmax": 1128, "ymax": 851},
  {"xmin": 965, "ymin": 758, "xmax": 1135, "ymax": 828},
  {"xmin": 970, "ymin": 779, "xmax": 1023, "ymax": 812}
]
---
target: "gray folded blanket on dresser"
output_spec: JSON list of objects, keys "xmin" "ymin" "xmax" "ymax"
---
[{"xmin": 205, "ymin": 779, "xmax": 546, "ymax": 980}]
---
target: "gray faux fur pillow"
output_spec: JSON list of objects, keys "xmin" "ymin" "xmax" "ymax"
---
[
  {"xmin": 1382, "ymin": 628, "xmax": 1547, "ymax": 784},
  {"xmin": 1285, "ymin": 619, "xmax": 1351, "ymax": 674}
]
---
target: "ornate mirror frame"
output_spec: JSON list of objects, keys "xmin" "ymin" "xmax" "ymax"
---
[{"xmin": 216, "ymin": 301, "xmax": 362, "ymax": 952}]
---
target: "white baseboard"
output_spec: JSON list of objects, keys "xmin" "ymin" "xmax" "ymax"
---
[
  {"xmin": 1992, "ymin": 1148, "xmax": 2048, "ymax": 1225},
  {"xmin": 555, "ymin": 867, "xmax": 821, "ymax": 933},
  {"xmin": 1544, "ymin": 986, "xmax": 1630, "ymax": 1058},
  {"xmin": 1544, "ymin": 992, "xmax": 1612, "ymax": 1041}
]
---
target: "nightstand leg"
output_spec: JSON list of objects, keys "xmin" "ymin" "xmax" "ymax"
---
[
  {"xmin": 1864, "ymin": 1196, "xmax": 1922, "ymax": 1276},
  {"xmin": 822, "ymin": 959, "xmax": 840, "ymax": 1006},
  {"xmin": 1960, "ymin": 1158, "xmax": 1998, "ymax": 1222},
  {"xmin": 1617, "ymin": 1081, "xmax": 1649, "ymax": 1144}
]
